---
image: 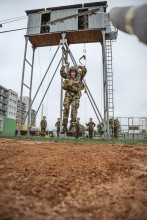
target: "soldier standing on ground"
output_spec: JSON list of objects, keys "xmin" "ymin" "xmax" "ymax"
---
[
  {"xmin": 55, "ymin": 118, "xmax": 60, "ymax": 138},
  {"xmin": 75, "ymin": 117, "xmax": 81, "ymax": 139},
  {"xmin": 112, "ymin": 119, "xmax": 118, "ymax": 138},
  {"xmin": 85, "ymin": 118, "xmax": 96, "ymax": 138},
  {"xmin": 40, "ymin": 116, "xmax": 47, "ymax": 137},
  {"xmin": 60, "ymin": 63, "xmax": 87, "ymax": 133}
]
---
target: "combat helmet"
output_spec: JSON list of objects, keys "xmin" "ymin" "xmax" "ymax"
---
[{"xmin": 68, "ymin": 66, "xmax": 78, "ymax": 75}]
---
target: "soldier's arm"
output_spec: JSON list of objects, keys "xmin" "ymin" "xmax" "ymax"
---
[
  {"xmin": 85, "ymin": 123, "xmax": 89, "ymax": 126},
  {"xmin": 77, "ymin": 65, "xmax": 87, "ymax": 80},
  {"xmin": 60, "ymin": 66, "xmax": 67, "ymax": 79},
  {"xmin": 93, "ymin": 122, "xmax": 96, "ymax": 127}
]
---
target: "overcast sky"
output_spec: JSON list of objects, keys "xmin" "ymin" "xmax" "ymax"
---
[{"xmin": 0, "ymin": 0, "xmax": 147, "ymax": 129}]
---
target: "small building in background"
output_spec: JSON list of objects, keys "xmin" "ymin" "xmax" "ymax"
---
[
  {"xmin": 0, "ymin": 85, "xmax": 36, "ymax": 134},
  {"xmin": 7, "ymin": 89, "xmax": 18, "ymax": 120},
  {"xmin": 0, "ymin": 85, "xmax": 17, "ymax": 134},
  {"xmin": 0, "ymin": 85, "xmax": 8, "ymax": 117},
  {"xmin": 17, "ymin": 96, "xmax": 36, "ymax": 126}
]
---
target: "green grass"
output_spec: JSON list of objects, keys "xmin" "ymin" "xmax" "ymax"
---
[{"xmin": 0, "ymin": 135, "xmax": 147, "ymax": 146}]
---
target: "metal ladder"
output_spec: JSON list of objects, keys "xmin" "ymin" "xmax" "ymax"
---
[{"xmin": 106, "ymin": 40, "xmax": 114, "ymax": 137}]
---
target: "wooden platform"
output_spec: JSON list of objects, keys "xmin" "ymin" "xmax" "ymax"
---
[{"xmin": 28, "ymin": 29, "xmax": 103, "ymax": 47}]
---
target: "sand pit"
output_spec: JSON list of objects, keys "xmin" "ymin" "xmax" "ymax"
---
[{"xmin": 0, "ymin": 139, "xmax": 147, "ymax": 220}]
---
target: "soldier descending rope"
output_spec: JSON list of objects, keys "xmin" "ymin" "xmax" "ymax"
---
[{"xmin": 60, "ymin": 60, "xmax": 87, "ymax": 133}]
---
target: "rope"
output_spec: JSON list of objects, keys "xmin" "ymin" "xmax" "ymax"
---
[
  {"xmin": 45, "ymin": 46, "xmax": 52, "ymax": 117},
  {"xmin": 37, "ymin": 49, "xmax": 44, "ymax": 118},
  {"xmin": 83, "ymin": 43, "xmax": 87, "ymax": 122},
  {"xmin": 101, "ymin": 51, "xmax": 103, "ymax": 115}
]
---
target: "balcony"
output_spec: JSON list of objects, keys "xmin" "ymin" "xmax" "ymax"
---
[
  {"xmin": 0, "ymin": 91, "xmax": 8, "ymax": 97},
  {"xmin": 0, "ymin": 105, "xmax": 7, "ymax": 111},
  {"xmin": 0, "ymin": 98, "xmax": 8, "ymax": 104}
]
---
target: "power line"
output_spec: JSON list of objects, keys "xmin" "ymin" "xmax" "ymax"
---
[
  {"xmin": 0, "ymin": 15, "xmax": 27, "ymax": 23},
  {"xmin": 1, "ymin": 17, "xmax": 27, "ymax": 25},
  {"xmin": 0, "ymin": 27, "xmax": 29, "ymax": 33}
]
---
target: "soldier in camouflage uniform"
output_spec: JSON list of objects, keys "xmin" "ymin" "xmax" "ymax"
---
[
  {"xmin": 75, "ymin": 117, "xmax": 81, "ymax": 138},
  {"xmin": 60, "ymin": 64, "xmax": 87, "ymax": 133},
  {"xmin": 85, "ymin": 118, "xmax": 96, "ymax": 138},
  {"xmin": 55, "ymin": 118, "xmax": 60, "ymax": 138},
  {"xmin": 112, "ymin": 119, "xmax": 118, "ymax": 138},
  {"xmin": 40, "ymin": 116, "xmax": 47, "ymax": 137}
]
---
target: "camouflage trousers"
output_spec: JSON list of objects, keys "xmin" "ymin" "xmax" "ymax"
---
[
  {"xmin": 114, "ymin": 129, "xmax": 118, "ymax": 138},
  {"xmin": 89, "ymin": 129, "xmax": 94, "ymax": 138},
  {"xmin": 57, "ymin": 128, "xmax": 60, "ymax": 137},
  {"xmin": 63, "ymin": 96, "xmax": 80, "ymax": 126},
  {"xmin": 75, "ymin": 125, "xmax": 80, "ymax": 138},
  {"xmin": 41, "ymin": 128, "xmax": 46, "ymax": 137}
]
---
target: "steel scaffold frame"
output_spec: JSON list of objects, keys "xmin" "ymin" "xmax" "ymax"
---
[{"xmin": 18, "ymin": 31, "xmax": 114, "ymax": 139}]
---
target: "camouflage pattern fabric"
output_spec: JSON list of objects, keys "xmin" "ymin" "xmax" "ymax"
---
[
  {"xmin": 41, "ymin": 128, "xmax": 46, "ymax": 137},
  {"xmin": 75, "ymin": 120, "xmax": 80, "ymax": 138},
  {"xmin": 60, "ymin": 65, "xmax": 87, "ymax": 126},
  {"xmin": 86, "ymin": 122, "xmax": 96, "ymax": 138},
  {"xmin": 41, "ymin": 119, "xmax": 47, "ymax": 128},
  {"xmin": 112, "ymin": 121, "xmax": 118, "ymax": 138},
  {"xmin": 63, "ymin": 96, "xmax": 80, "ymax": 126},
  {"xmin": 40, "ymin": 119, "xmax": 47, "ymax": 137},
  {"xmin": 55, "ymin": 121, "xmax": 60, "ymax": 137}
]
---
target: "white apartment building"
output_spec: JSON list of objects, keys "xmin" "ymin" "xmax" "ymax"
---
[
  {"xmin": 0, "ymin": 85, "xmax": 36, "ymax": 126},
  {"xmin": 7, "ymin": 89, "xmax": 18, "ymax": 120},
  {"xmin": 18, "ymin": 96, "xmax": 36, "ymax": 126},
  {"xmin": 0, "ymin": 85, "xmax": 8, "ymax": 117}
]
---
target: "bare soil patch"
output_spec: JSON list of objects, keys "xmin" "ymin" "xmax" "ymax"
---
[{"xmin": 0, "ymin": 139, "xmax": 147, "ymax": 220}]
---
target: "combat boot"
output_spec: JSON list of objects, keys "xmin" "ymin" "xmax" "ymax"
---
[{"xmin": 61, "ymin": 126, "xmax": 67, "ymax": 134}]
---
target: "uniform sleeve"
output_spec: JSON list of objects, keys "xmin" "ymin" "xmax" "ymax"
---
[
  {"xmin": 85, "ymin": 123, "xmax": 89, "ymax": 126},
  {"xmin": 60, "ymin": 66, "xmax": 67, "ymax": 79},
  {"xmin": 78, "ymin": 65, "xmax": 87, "ymax": 80},
  {"xmin": 93, "ymin": 122, "xmax": 96, "ymax": 127}
]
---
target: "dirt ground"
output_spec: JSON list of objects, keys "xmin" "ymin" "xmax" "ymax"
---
[{"xmin": 0, "ymin": 139, "xmax": 147, "ymax": 220}]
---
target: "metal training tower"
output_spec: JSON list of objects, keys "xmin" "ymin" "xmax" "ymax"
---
[{"xmin": 18, "ymin": 1, "xmax": 117, "ymax": 139}]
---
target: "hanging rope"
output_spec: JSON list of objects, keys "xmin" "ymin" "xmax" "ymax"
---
[
  {"xmin": 80, "ymin": 44, "xmax": 87, "ymax": 94},
  {"xmin": 83, "ymin": 43, "xmax": 87, "ymax": 122},
  {"xmin": 45, "ymin": 46, "xmax": 52, "ymax": 118},
  {"xmin": 37, "ymin": 49, "xmax": 44, "ymax": 119},
  {"xmin": 62, "ymin": 46, "xmax": 70, "ymax": 73}
]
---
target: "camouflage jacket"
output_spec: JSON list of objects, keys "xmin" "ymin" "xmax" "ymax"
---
[
  {"xmin": 40, "ymin": 119, "xmax": 47, "ymax": 128},
  {"xmin": 86, "ymin": 122, "xmax": 96, "ymax": 130},
  {"xmin": 55, "ymin": 121, "xmax": 60, "ymax": 128},
  {"xmin": 76, "ymin": 120, "xmax": 80, "ymax": 128},
  {"xmin": 60, "ymin": 65, "xmax": 87, "ymax": 98}
]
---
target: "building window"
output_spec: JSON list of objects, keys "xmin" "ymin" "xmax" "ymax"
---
[
  {"xmin": 78, "ymin": 9, "xmax": 88, "ymax": 30},
  {"xmin": 41, "ymin": 13, "xmax": 50, "ymax": 33}
]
